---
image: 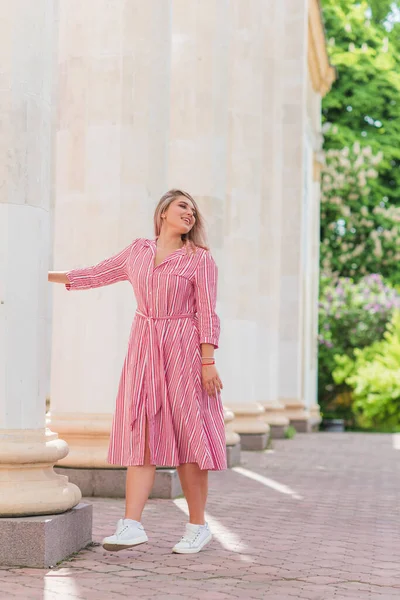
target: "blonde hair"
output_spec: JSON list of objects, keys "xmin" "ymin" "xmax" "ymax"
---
[{"xmin": 154, "ymin": 189, "xmax": 209, "ymax": 251}]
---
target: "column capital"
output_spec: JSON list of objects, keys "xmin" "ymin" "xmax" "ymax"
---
[{"xmin": 308, "ymin": 0, "xmax": 336, "ymax": 96}]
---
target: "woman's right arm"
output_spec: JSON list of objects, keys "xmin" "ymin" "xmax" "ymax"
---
[
  {"xmin": 48, "ymin": 272, "xmax": 69, "ymax": 284},
  {"xmin": 49, "ymin": 241, "xmax": 137, "ymax": 291}
]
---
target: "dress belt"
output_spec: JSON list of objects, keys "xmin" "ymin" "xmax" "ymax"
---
[
  {"xmin": 131, "ymin": 310, "xmax": 196, "ymax": 428},
  {"xmin": 135, "ymin": 310, "xmax": 196, "ymax": 321}
]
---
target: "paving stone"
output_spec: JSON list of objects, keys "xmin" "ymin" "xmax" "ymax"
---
[{"xmin": 1, "ymin": 433, "xmax": 399, "ymax": 599}]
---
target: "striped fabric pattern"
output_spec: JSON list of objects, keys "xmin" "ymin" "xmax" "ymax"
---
[{"xmin": 66, "ymin": 238, "xmax": 227, "ymax": 471}]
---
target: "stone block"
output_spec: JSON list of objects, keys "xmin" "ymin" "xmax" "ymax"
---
[
  {"xmin": 310, "ymin": 416, "xmax": 322, "ymax": 432},
  {"xmin": 150, "ymin": 468, "xmax": 183, "ymax": 499},
  {"xmin": 269, "ymin": 424, "xmax": 288, "ymax": 439},
  {"xmin": 226, "ymin": 442, "xmax": 241, "ymax": 468},
  {"xmin": 290, "ymin": 419, "xmax": 312, "ymax": 433},
  {"xmin": 55, "ymin": 467, "xmax": 183, "ymax": 499},
  {"xmin": 239, "ymin": 432, "xmax": 269, "ymax": 451},
  {"xmin": 0, "ymin": 503, "xmax": 92, "ymax": 568}
]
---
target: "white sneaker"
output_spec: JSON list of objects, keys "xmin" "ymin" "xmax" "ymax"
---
[
  {"xmin": 172, "ymin": 522, "xmax": 212, "ymax": 554},
  {"xmin": 102, "ymin": 518, "xmax": 148, "ymax": 551}
]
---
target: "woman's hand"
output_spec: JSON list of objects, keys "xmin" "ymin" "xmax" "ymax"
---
[
  {"xmin": 202, "ymin": 364, "xmax": 223, "ymax": 398},
  {"xmin": 48, "ymin": 272, "xmax": 69, "ymax": 284}
]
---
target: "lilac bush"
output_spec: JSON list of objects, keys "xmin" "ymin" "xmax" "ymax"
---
[{"xmin": 318, "ymin": 273, "xmax": 400, "ymax": 414}]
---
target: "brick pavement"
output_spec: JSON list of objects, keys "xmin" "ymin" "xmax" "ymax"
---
[{"xmin": 1, "ymin": 432, "xmax": 400, "ymax": 599}]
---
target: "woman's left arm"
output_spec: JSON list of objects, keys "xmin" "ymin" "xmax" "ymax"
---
[{"xmin": 194, "ymin": 251, "xmax": 223, "ymax": 397}]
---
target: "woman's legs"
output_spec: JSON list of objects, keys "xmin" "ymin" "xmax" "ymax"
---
[
  {"xmin": 125, "ymin": 418, "xmax": 156, "ymax": 522},
  {"xmin": 177, "ymin": 463, "xmax": 208, "ymax": 525}
]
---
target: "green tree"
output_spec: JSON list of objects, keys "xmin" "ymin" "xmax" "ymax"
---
[
  {"xmin": 321, "ymin": 0, "xmax": 400, "ymax": 209},
  {"xmin": 368, "ymin": 0, "xmax": 395, "ymax": 24}
]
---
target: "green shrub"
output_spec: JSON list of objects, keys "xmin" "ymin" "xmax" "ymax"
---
[
  {"xmin": 318, "ymin": 273, "xmax": 400, "ymax": 418},
  {"xmin": 284, "ymin": 426, "xmax": 297, "ymax": 440},
  {"xmin": 333, "ymin": 311, "xmax": 400, "ymax": 430}
]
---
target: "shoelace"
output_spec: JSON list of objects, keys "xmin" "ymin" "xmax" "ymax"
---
[
  {"xmin": 180, "ymin": 528, "xmax": 203, "ymax": 546},
  {"xmin": 117, "ymin": 524, "xmax": 130, "ymax": 536}
]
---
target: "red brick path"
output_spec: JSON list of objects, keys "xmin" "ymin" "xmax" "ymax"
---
[{"xmin": 1, "ymin": 432, "xmax": 400, "ymax": 599}]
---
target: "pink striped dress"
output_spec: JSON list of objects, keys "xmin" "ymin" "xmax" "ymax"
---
[{"xmin": 65, "ymin": 238, "xmax": 227, "ymax": 471}]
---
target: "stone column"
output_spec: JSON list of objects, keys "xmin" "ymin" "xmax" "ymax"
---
[
  {"xmin": 48, "ymin": 2, "xmax": 171, "ymax": 475},
  {"xmin": 306, "ymin": 88, "xmax": 324, "ymax": 429},
  {"xmin": 220, "ymin": 1, "xmax": 270, "ymax": 450},
  {"xmin": 166, "ymin": 1, "xmax": 242, "ymax": 460},
  {"xmin": 257, "ymin": 1, "xmax": 290, "ymax": 438},
  {"xmin": 0, "ymin": 1, "xmax": 81, "ymax": 517},
  {"xmin": 308, "ymin": 161, "xmax": 323, "ymax": 429},
  {"xmin": 278, "ymin": 0, "xmax": 311, "ymax": 431}
]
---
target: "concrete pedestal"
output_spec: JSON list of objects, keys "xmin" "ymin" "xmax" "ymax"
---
[
  {"xmin": 0, "ymin": 503, "xmax": 92, "ymax": 568},
  {"xmin": 269, "ymin": 424, "xmax": 288, "ymax": 439},
  {"xmin": 283, "ymin": 401, "xmax": 312, "ymax": 433},
  {"xmin": 228, "ymin": 404, "xmax": 270, "ymax": 452},
  {"xmin": 239, "ymin": 432, "xmax": 270, "ymax": 451},
  {"xmin": 55, "ymin": 467, "xmax": 183, "ymax": 499},
  {"xmin": 226, "ymin": 443, "xmax": 241, "ymax": 468},
  {"xmin": 290, "ymin": 419, "xmax": 312, "ymax": 433},
  {"xmin": 309, "ymin": 404, "xmax": 322, "ymax": 431},
  {"xmin": 224, "ymin": 407, "xmax": 241, "ymax": 467},
  {"xmin": 263, "ymin": 402, "xmax": 290, "ymax": 439}
]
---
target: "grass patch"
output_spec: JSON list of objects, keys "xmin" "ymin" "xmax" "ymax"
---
[{"xmin": 284, "ymin": 426, "xmax": 297, "ymax": 439}]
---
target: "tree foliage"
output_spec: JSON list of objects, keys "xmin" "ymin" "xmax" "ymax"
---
[
  {"xmin": 320, "ymin": 143, "xmax": 400, "ymax": 283},
  {"xmin": 333, "ymin": 310, "xmax": 400, "ymax": 431},
  {"xmin": 321, "ymin": 0, "xmax": 400, "ymax": 208},
  {"xmin": 318, "ymin": 273, "xmax": 400, "ymax": 412},
  {"xmin": 318, "ymin": 1, "xmax": 400, "ymax": 426}
]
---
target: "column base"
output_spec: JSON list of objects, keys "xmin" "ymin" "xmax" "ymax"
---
[
  {"xmin": 46, "ymin": 412, "xmax": 118, "ymax": 468},
  {"xmin": 228, "ymin": 403, "xmax": 270, "ymax": 433},
  {"xmin": 223, "ymin": 406, "xmax": 241, "ymax": 447},
  {"xmin": 55, "ymin": 467, "xmax": 183, "ymax": 499},
  {"xmin": 0, "ymin": 429, "xmax": 81, "ymax": 516},
  {"xmin": 239, "ymin": 432, "xmax": 269, "ymax": 451},
  {"xmin": 229, "ymin": 403, "xmax": 270, "ymax": 450},
  {"xmin": 226, "ymin": 442, "xmax": 241, "ymax": 467},
  {"xmin": 281, "ymin": 400, "xmax": 312, "ymax": 433},
  {"xmin": 309, "ymin": 404, "xmax": 322, "ymax": 431},
  {"xmin": 0, "ymin": 503, "xmax": 92, "ymax": 568},
  {"xmin": 224, "ymin": 406, "xmax": 241, "ymax": 466},
  {"xmin": 270, "ymin": 424, "xmax": 287, "ymax": 438},
  {"xmin": 290, "ymin": 419, "xmax": 312, "ymax": 433},
  {"xmin": 262, "ymin": 401, "xmax": 290, "ymax": 439},
  {"xmin": 227, "ymin": 403, "xmax": 270, "ymax": 450}
]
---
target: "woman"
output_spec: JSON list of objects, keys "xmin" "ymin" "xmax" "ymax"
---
[{"xmin": 48, "ymin": 189, "xmax": 226, "ymax": 554}]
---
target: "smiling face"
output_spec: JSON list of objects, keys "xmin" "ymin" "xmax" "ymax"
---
[
  {"xmin": 154, "ymin": 189, "xmax": 208, "ymax": 250},
  {"xmin": 161, "ymin": 196, "xmax": 196, "ymax": 235}
]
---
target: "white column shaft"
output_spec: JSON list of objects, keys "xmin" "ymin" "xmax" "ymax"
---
[
  {"xmin": 49, "ymin": 3, "xmax": 171, "ymax": 466},
  {"xmin": 256, "ymin": 2, "xmax": 289, "ymax": 432},
  {"xmin": 0, "ymin": 0, "xmax": 80, "ymax": 515},
  {"xmin": 278, "ymin": 0, "xmax": 310, "ymax": 421},
  {"xmin": 220, "ymin": 1, "xmax": 270, "ymax": 434}
]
